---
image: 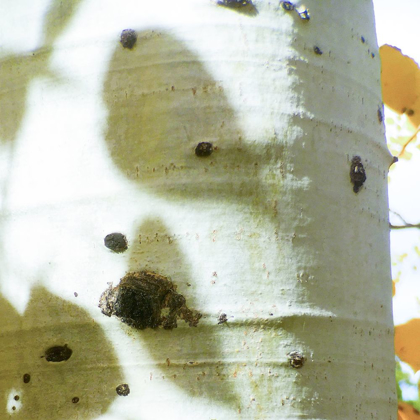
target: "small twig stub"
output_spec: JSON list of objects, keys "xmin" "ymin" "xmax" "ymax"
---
[
  {"xmin": 350, "ymin": 156, "xmax": 366, "ymax": 193},
  {"xmin": 377, "ymin": 107, "xmax": 383, "ymax": 123}
]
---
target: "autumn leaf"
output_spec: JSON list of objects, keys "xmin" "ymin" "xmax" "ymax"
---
[
  {"xmin": 398, "ymin": 401, "xmax": 420, "ymax": 420},
  {"xmin": 380, "ymin": 45, "xmax": 420, "ymax": 129},
  {"xmin": 395, "ymin": 318, "xmax": 420, "ymax": 372}
]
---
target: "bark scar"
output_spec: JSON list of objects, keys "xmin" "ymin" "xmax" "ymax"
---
[{"xmin": 99, "ymin": 271, "xmax": 201, "ymax": 330}]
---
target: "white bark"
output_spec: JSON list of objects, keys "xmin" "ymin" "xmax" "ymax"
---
[{"xmin": 0, "ymin": 0, "xmax": 396, "ymax": 419}]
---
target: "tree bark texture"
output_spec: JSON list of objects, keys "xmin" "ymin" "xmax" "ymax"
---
[{"xmin": 0, "ymin": 0, "xmax": 396, "ymax": 419}]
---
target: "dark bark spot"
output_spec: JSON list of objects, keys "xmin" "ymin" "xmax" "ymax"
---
[
  {"xmin": 120, "ymin": 29, "xmax": 137, "ymax": 49},
  {"xmin": 44, "ymin": 344, "xmax": 73, "ymax": 362},
  {"xmin": 313, "ymin": 46, "xmax": 323, "ymax": 55},
  {"xmin": 280, "ymin": 1, "xmax": 295, "ymax": 11},
  {"xmin": 218, "ymin": 313, "xmax": 228, "ymax": 324},
  {"xmin": 116, "ymin": 384, "xmax": 130, "ymax": 396},
  {"xmin": 195, "ymin": 142, "xmax": 213, "ymax": 157},
  {"xmin": 287, "ymin": 351, "xmax": 305, "ymax": 368},
  {"xmin": 298, "ymin": 9, "xmax": 310, "ymax": 21},
  {"xmin": 104, "ymin": 233, "xmax": 128, "ymax": 253},
  {"xmin": 350, "ymin": 156, "xmax": 366, "ymax": 193},
  {"xmin": 72, "ymin": 397, "xmax": 79, "ymax": 403}
]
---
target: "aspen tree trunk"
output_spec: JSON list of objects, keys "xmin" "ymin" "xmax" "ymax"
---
[{"xmin": 0, "ymin": 0, "xmax": 396, "ymax": 419}]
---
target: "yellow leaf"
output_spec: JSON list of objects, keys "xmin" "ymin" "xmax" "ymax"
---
[
  {"xmin": 380, "ymin": 45, "xmax": 420, "ymax": 129},
  {"xmin": 392, "ymin": 136, "xmax": 415, "ymax": 146},
  {"xmin": 395, "ymin": 318, "xmax": 420, "ymax": 372},
  {"xmin": 398, "ymin": 253, "xmax": 409, "ymax": 262},
  {"xmin": 400, "ymin": 150, "xmax": 413, "ymax": 160}
]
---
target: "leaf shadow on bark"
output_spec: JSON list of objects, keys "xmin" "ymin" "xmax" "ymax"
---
[
  {"xmin": 0, "ymin": 0, "xmax": 84, "ymax": 293},
  {"xmin": 102, "ymin": 30, "xmax": 284, "ymax": 219},
  {"xmin": 0, "ymin": 286, "xmax": 124, "ymax": 419},
  {"xmin": 121, "ymin": 217, "xmax": 240, "ymax": 408},
  {"xmin": 0, "ymin": 0, "xmax": 82, "ymax": 146},
  {"xmin": 101, "ymin": 30, "xmax": 286, "ymax": 410},
  {"xmin": 101, "ymin": 30, "xmax": 287, "ymax": 412}
]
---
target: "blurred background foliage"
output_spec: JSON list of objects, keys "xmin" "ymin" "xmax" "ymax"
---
[{"xmin": 380, "ymin": 42, "xmax": 420, "ymax": 419}]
